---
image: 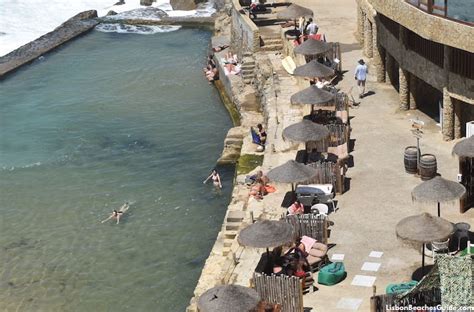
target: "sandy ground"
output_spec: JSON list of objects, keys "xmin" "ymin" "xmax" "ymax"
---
[{"xmin": 247, "ymin": 0, "xmax": 474, "ymax": 310}]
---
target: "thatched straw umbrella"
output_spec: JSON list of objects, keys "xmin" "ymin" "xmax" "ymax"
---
[
  {"xmin": 293, "ymin": 60, "xmax": 335, "ymax": 79},
  {"xmin": 283, "ymin": 120, "xmax": 329, "ymax": 143},
  {"xmin": 453, "ymin": 136, "xmax": 474, "ymax": 158},
  {"xmin": 396, "ymin": 213, "xmax": 454, "ymax": 276},
  {"xmin": 267, "ymin": 160, "xmax": 317, "ymax": 191},
  {"xmin": 238, "ymin": 219, "xmax": 294, "ymax": 249},
  {"xmin": 412, "ymin": 176, "xmax": 466, "ymax": 217},
  {"xmin": 294, "ymin": 38, "xmax": 332, "ymax": 56},
  {"xmin": 290, "ymin": 85, "xmax": 335, "ymax": 111},
  {"xmin": 197, "ymin": 284, "xmax": 260, "ymax": 312}
]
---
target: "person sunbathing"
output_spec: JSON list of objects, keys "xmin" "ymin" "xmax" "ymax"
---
[
  {"xmin": 287, "ymin": 200, "xmax": 304, "ymax": 215},
  {"xmin": 101, "ymin": 202, "xmax": 129, "ymax": 224},
  {"xmin": 212, "ymin": 44, "xmax": 229, "ymax": 52},
  {"xmin": 249, "ymin": 178, "xmax": 267, "ymax": 200}
]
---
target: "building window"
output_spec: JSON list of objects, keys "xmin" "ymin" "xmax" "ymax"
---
[
  {"xmin": 407, "ymin": 30, "xmax": 444, "ymax": 67},
  {"xmin": 378, "ymin": 14, "xmax": 399, "ymax": 39},
  {"xmin": 450, "ymin": 47, "xmax": 474, "ymax": 79}
]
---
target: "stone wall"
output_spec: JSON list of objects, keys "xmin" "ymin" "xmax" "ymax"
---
[
  {"xmin": 0, "ymin": 11, "xmax": 99, "ymax": 78},
  {"xmin": 230, "ymin": 0, "xmax": 260, "ymax": 57}
]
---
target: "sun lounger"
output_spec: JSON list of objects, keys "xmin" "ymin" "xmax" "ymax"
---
[{"xmin": 282, "ymin": 56, "xmax": 296, "ymax": 75}]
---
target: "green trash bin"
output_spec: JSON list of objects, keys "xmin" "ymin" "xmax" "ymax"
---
[
  {"xmin": 318, "ymin": 262, "xmax": 346, "ymax": 286},
  {"xmin": 385, "ymin": 281, "xmax": 417, "ymax": 294}
]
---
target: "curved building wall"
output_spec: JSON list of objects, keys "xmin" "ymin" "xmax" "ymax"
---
[{"xmin": 356, "ymin": 0, "xmax": 474, "ymax": 140}]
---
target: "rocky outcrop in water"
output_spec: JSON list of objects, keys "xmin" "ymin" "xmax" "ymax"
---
[
  {"xmin": 0, "ymin": 10, "xmax": 99, "ymax": 78},
  {"xmin": 170, "ymin": 0, "xmax": 197, "ymax": 10},
  {"xmin": 140, "ymin": 0, "xmax": 154, "ymax": 6},
  {"xmin": 170, "ymin": 0, "xmax": 207, "ymax": 11}
]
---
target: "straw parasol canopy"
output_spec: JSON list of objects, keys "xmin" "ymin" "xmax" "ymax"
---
[
  {"xmin": 396, "ymin": 212, "xmax": 454, "ymax": 244},
  {"xmin": 293, "ymin": 60, "xmax": 335, "ymax": 78},
  {"xmin": 267, "ymin": 160, "xmax": 317, "ymax": 184},
  {"xmin": 197, "ymin": 285, "xmax": 260, "ymax": 312},
  {"xmin": 283, "ymin": 120, "xmax": 330, "ymax": 143},
  {"xmin": 294, "ymin": 38, "xmax": 332, "ymax": 56},
  {"xmin": 277, "ymin": 4, "xmax": 313, "ymax": 20},
  {"xmin": 290, "ymin": 85, "xmax": 335, "ymax": 106},
  {"xmin": 453, "ymin": 136, "xmax": 474, "ymax": 158},
  {"xmin": 238, "ymin": 219, "xmax": 294, "ymax": 248},
  {"xmin": 396, "ymin": 212, "xmax": 454, "ymax": 278},
  {"xmin": 412, "ymin": 176, "xmax": 466, "ymax": 216}
]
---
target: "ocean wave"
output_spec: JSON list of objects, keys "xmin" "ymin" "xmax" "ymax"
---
[
  {"xmin": 95, "ymin": 23, "xmax": 181, "ymax": 34},
  {"xmin": 104, "ymin": 7, "xmax": 168, "ymax": 21},
  {"xmin": 1, "ymin": 162, "xmax": 42, "ymax": 171}
]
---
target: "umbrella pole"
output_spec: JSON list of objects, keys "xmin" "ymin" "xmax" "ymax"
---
[
  {"xmin": 422, "ymin": 244, "xmax": 425, "ymax": 275},
  {"xmin": 437, "ymin": 202, "xmax": 441, "ymax": 217}
]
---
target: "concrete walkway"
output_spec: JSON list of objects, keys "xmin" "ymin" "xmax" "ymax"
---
[{"xmin": 289, "ymin": 0, "xmax": 474, "ymax": 310}]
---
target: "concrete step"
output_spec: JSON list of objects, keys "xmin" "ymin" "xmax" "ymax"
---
[
  {"xmin": 224, "ymin": 241, "xmax": 232, "ymax": 248},
  {"xmin": 222, "ymin": 246, "xmax": 231, "ymax": 256},
  {"xmin": 260, "ymin": 44, "xmax": 283, "ymax": 52},
  {"xmin": 225, "ymin": 221, "xmax": 241, "ymax": 231},
  {"xmin": 226, "ymin": 210, "xmax": 246, "ymax": 222},
  {"xmin": 262, "ymin": 39, "xmax": 282, "ymax": 45},
  {"xmin": 241, "ymin": 62, "xmax": 255, "ymax": 67},
  {"xmin": 242, "ymin": 65, "xmax": 255, "ymax": 71},
  {"xmin": 243, "ymin": 52, "xmax": 253, "ymax": 57},
  {"xmin": 224, "ymin": 230, "xmax": 238, "ymax": 239},
  {"xmin": 241, "ymin": 69, "xmax": 254, "ymax": 76},
  {"xmin": 260, "ymin": 34, "xmax": 282, "ymax": 41}
]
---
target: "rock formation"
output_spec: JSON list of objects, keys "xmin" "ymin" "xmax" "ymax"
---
[
  {"xmin": 170, "ymin": 0, "xmax": 207, "ymax": 11},
  {"xmin": 140, "ymin": 0, "xmax": 154, "ymax": 6}
]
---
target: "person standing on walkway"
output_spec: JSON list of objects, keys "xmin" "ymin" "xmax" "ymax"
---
[
  {"xmin": 305, "ymin": 18, "xmax": 319, "ymax": 36},
  {"xmin": 355, "ymin": 59, "xmax": 368, "ymax": 98}
]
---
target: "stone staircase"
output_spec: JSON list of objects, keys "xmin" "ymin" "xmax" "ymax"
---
[
  {"xmin": 241, "ymin": 52, "xmax": 255, "ymax": 84},
  {"xmin": 222, "ymin": 210, "xmax": 246, "ymax": 256},
  {"xmin": 259, "ymin": 33, "xmax": 283, "ymax": 52}
]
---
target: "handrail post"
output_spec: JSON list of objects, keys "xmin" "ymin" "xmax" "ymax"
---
[
  {"xmin": 428, "ymin": 0, "xmax": 433, "ymax": 13},
  {"xmin": 444, "ymin": 0, "xmax": 448, "ymax": 17}
]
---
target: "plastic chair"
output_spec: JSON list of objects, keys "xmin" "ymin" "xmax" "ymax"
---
[
  {"xmin": 311, "ymin": 203, "xmax": 329, "ymax": 216},
  {"xmin": 432, "ymin": 238, "xmax": 450, "ymax": 258}
]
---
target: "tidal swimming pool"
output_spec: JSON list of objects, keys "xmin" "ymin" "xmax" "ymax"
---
[{"xmin": 0, "ymin": 27, "xmax": 233, "ymax": 311}]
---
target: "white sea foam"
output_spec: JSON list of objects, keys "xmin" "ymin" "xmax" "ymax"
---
[
  {"xmin": 95, "ymin": 23, "xmax": 181, "ymax": 34},
  {"xmin": 0, "ymin": 0, "xmax": 215, "ymax": 57}
]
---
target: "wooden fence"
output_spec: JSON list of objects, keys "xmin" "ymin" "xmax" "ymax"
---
[
  {"xmin": 285, "ymin": 214, "xmax": 328, "ymax": 244},
  {"xmin": 253, "ymin": 273, "xmax": 303, "ymax": 312},
  {"xmin": 306, "ymin": 159, "xmax": 346, "ymax": 194}
]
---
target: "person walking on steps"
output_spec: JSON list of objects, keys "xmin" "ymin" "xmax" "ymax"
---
[{"xmin": 355, "ymin": 59, "xmax": 368, "ymax": 98}]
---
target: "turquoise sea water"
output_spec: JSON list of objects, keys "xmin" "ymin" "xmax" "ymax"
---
[{"xmin": 0, "ymin": 28, "xmax": 232, "ymax": 311}]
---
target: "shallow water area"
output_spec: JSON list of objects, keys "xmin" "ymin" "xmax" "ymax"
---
[{"xmin": 0, "ymin": 28, "xmax": 232, "ymax": 311}]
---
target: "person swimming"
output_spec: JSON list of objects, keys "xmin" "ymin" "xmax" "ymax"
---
[
  {"xmin": 203, "ymin": 169, "xmax": 222, "ymax": 189},
  {"xmin": 101, "ymin": 202, "xmax": 129, "ymax": 224}
]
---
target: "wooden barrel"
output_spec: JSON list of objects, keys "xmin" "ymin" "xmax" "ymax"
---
[
  {"xmin": 404, "ymin": 146, "xmax": 419, "ymax": 174},
  {"xmin": 419, "ymin": 154, "xmax": 437, "ymax": 180}
]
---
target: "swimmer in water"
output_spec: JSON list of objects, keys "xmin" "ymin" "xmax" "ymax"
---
[
  {"xmin": 101, "ymin": 202, "xmax": 129, "ymax": 224},
  {"xmin": 203, "ymin": 169, "xmax": 222, "ymax": 189}
]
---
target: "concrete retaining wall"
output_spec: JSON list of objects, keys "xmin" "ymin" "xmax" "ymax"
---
[
  {"xmin": 0, "ymin": 11, "xmax": 99, "ymax": 78},
  {"xmin": 230, "ymin": 0, "xmax": 260, "ymax": 56}
]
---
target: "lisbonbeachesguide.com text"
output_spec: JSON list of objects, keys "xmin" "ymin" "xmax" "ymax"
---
[{"xmin": 386, "ymin": 305, "xmax": 474, "ymax": 311}]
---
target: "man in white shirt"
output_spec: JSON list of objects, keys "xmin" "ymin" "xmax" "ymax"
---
[
  {"xmin": 354, "ymin": 59, "xmax": 368, "ymax": 98},
  {"xmin": 305, "ymin": 18, "xmax": 318, "ymax": 35}
]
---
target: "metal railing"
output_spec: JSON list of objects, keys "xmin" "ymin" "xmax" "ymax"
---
[{"xmin": 405, "ymin": 0, "xmax": 474, "ymax": 25}]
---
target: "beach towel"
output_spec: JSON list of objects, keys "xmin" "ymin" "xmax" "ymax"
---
[
  {"xmin": 251, "ymin": 128, "xmax": 263, "ymax": 145},
  {"xmin": 301, "ymin": 235, "xmax": 317, "ymax": 251},
  {"xmin": 264, "ymin": 185, "xmax": 276, "ymax": 193}
]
